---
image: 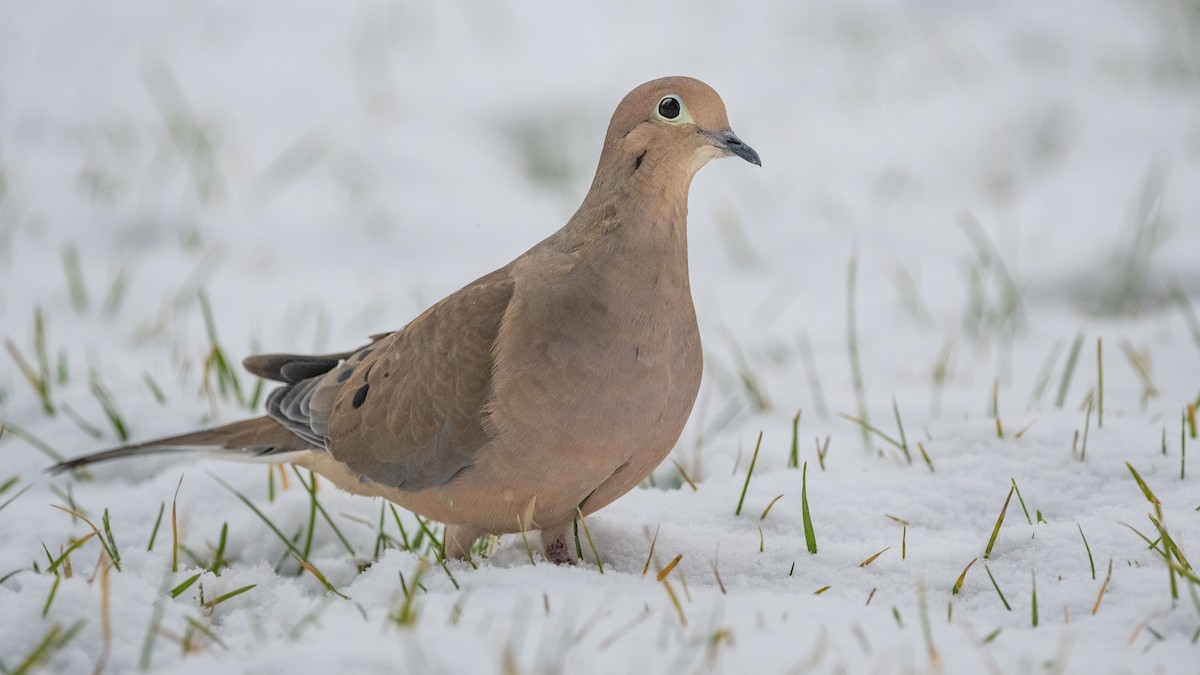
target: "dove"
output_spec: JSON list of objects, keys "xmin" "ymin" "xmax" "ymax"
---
[{"xmin": 52, "ymin": 76, "xmax": 761, "ymax": 564}]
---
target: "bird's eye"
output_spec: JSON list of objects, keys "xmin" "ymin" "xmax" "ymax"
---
[{"xmin": 657, "ymin": 95, "xmax": 682, "ymax": 120}]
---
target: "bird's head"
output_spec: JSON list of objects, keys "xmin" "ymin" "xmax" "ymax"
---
[{"xmin": 601, "ymin": 76, "xmax": 761, "ymax": 182}]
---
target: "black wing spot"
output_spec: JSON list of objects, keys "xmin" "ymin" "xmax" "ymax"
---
[
  {"xmin": 633, "ymin": 150, "xmax": 646, "ymax": 171},
  {"xmin": 352, "ymin": 383, "xmax": 370, "ymax": 409},
  {"xmin": 355, "ymin": 349, "xmax": 373, "ymax": 361},
  {"xmin": 337, "ymin": 367, "xmax": 355, "ymax": 382}
]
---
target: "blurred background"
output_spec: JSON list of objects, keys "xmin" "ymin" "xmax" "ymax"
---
[
  {"xmin": 1, "ymin": 2, "xmax": 1199, "ymax": 671},
  {"xmin": 0, "ymin": 0, "xmax": 1198, "ymax": 472}
]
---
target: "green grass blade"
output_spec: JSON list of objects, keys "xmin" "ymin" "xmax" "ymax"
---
[
  {"xmin": 801, "ymin": 462, "xmax": 818, "ymax": 554},
  {"xmin": 734, "ymin": 431, "xmax": 763, "ymax": 516},
  {"xmin": 983, "ymin": 486, "xmax": 1015, "ymax": 559}
]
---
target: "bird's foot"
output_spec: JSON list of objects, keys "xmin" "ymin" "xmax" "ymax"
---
[
  {"xmin": 540, "ymin": 527, "xmax": 577, "ymax": 565},
  {"xmin": 543, "ymin": 537, "xmax": 576, "ymax": 565}
]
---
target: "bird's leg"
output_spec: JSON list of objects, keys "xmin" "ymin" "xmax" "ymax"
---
[
  {"xmin": 443, "ymin": 523, "xmax": 486, "ymax": 560},
  {"xmin": 539, "ymin": 523, "xmax": 577, "ymax": 565}
]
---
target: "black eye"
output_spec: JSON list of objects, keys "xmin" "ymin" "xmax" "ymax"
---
[{"xmin": 658, "ymin": 96, "xmax": 681, "ymax": 120}]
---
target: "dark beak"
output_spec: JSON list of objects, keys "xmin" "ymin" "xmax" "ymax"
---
[{"xmin": 709, "ymin": 129, "xmax": 761, "ymax": 167}]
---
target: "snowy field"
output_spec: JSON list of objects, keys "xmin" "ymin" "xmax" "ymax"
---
[{"xmin": 2, "ymin": 1, "xmax": 1199, "ymax": 672}]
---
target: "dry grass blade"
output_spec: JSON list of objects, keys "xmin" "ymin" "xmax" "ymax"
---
[
  {"xmin": 671, "ymin": 460, "xmax": 697, "ymax": 491},
  {"xmin": 892, "ymin": 398, "xmax": 912, "ymax": 463},
  {"xmin": 642, "ymin": 524, "xmax": 660, "ymax": 576},
  {"xmin": 859, "ymin": 546, "xmax": 890, "ymax": 568},
  {"xmin": 1092, "ymin": 559, "xmax": 1113, "ymax": 615},
  {"xmin": 838, "ymin": 413, "xmax": 904, "ymax": 453},
  {"xmin": 95, "ymin": 556, "xmax": 113, "ymax": 675},
  {"xmin": 661, "ymin": 577, "xmax": 686, "ymax": 626},
  {"xmin": 917, "ymin": 580, "xmax": 941, "ymax": 673},
  {"xmin": 760, "ymin": 494, "xmax": 784, "ymax": 521},
  {"xmin": 656, "ymin": 553, "xmax": 683, "ymax": 581}
]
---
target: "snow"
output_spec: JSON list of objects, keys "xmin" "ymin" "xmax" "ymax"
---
[{"xmin": 2, "ymin": 0, "xmax": 1199, "ymax": 672}]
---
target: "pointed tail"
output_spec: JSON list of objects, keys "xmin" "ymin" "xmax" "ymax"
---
[{"xmin": 48, "ymin": 417, "xmax": 314, "ymax": 474}]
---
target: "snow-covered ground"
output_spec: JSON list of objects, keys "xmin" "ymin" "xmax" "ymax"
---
[{"xmin": 2, "ymin": 1, "xmax": 1199, "ymax": 672}]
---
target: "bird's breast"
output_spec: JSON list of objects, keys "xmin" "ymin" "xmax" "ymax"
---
[{"xmin": 489, "ymin": 258, "xmax": 702, "ymax": 460}]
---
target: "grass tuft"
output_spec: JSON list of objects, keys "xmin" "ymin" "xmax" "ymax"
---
[
  {"xmin": 198, "ymin": 290, "xmax": 245, "ymax": 407},
  {"xmin": 5, "ymin": 309, "xmax": 55, "ymax": 415},
  {"xmin": 8, "ymin": 620, "xmax": 86, "ymax": 675},
  {"xmin": 390, "ymin": 561, "xmax": 428, "ymax": 627},
  {"xmin": 210, "ymin": 474, "xmax": 348, "ymax": 596}
]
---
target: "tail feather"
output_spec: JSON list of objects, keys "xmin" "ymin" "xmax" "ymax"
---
[{"xmin": 48, "ymin": 417, "xmax": 314, "ymax": 474}]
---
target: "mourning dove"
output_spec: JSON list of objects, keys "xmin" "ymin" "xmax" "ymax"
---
[{"xmin": 52, "ymin": 76, "xmax": 760, "ymax": 563}]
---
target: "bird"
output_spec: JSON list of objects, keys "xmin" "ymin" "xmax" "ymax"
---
[{"xmin": 52, "ymin": 76, "xmax": 761, "ymax": 564}]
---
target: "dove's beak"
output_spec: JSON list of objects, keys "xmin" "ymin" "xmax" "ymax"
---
[{"xmin": 707, "ymin": 129, "xmax": 761, "ymax": 167}]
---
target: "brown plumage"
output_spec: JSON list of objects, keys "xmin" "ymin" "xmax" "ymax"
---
[{"xmin": 52, "ymin": 76, "xmax": 760, "ymax": 563}]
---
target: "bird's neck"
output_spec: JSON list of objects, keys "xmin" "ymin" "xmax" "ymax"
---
[{"xmin": 565, "ymin": 177, "xmax": 693, "ymax": 277}]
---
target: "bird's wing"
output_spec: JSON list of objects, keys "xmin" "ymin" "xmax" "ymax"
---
[{"xmin": 260, "ymin": 267, "xmax": 516, "ymax": 491}]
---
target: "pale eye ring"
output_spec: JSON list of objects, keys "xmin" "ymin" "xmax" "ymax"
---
[{"xmin": 657, "ymin": 95, "xmax": 682, "ymax": 120}]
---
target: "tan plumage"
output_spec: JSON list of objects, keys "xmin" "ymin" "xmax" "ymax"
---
[{"xmin": 53, "ymin": 76, "xmax": 760, "ymax": 563}]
